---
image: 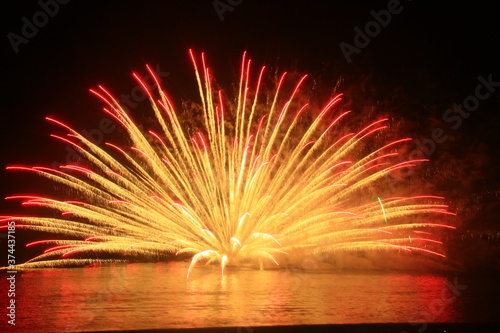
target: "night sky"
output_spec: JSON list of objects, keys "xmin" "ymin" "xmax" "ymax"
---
[{"xmin": 1, "ymin": 0, "xmax": 500, "ymax": 266}]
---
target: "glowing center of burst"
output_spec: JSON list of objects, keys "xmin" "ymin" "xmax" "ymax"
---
[{"xmin": 185, "ymin": 232, "xmax": 284, "ymax": 278}]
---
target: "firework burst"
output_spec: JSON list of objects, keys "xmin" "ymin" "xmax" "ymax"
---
[{"xmin": 2, "ymin": 51, "xmax": 455, "ymax": 276}]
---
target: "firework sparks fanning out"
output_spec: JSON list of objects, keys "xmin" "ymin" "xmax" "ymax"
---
[{"xmin": 2, "ymin": 51, "xmax": 455, "ymax": 276}]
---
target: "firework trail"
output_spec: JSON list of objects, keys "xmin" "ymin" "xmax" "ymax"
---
[{"xmin": 2, "ymin": 51, "xmax": 455, "ymax": 276}]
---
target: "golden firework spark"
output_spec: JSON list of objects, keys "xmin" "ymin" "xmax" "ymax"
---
[{"xmin": 2, "ymin": 51, "xmax": 455, "ymax": 277}]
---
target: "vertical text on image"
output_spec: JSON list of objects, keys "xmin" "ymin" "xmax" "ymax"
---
[{"xmin": 6, "ymin": 221, "xmax": 17, "ymax": 326}]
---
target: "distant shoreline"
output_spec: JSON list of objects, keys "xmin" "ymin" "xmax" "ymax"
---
[{"xmin": 90, "ymin": 322, "xmax": 500, "ymax": 333}]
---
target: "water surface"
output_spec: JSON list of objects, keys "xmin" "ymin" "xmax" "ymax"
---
[{"xmin": 1, "ymin": 262, "xmax": 498, "ymax": 332}]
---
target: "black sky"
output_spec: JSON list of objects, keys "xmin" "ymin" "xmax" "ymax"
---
[{"xmin": 1, "ymin": 0, "xmax": 499, "ymax": 251}]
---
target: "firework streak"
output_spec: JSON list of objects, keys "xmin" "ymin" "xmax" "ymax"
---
[{"xmin": 1, "ymin": 51, "xmax": 455, "ymax": 277}]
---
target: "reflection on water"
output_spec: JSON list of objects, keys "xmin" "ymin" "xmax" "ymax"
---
[{"xmin": 1, "ymin": 262, "xmax": 498, "ymax": 332}]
